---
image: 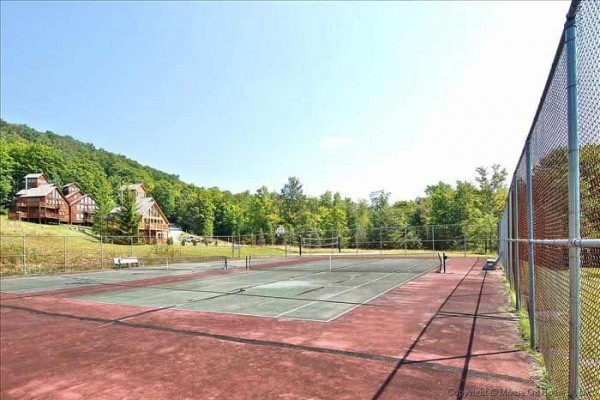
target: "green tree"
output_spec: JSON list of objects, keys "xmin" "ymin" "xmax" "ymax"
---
[
  {"xmin": 475, "ymin": 164, "xmax": 507, "ymax": 217},
  {"xmin": 115, "ymin": 190, "xmax": 141, "ymax": 237},
  {"xmin": 0, "ymin": 142, "xmax": 15, "ymax": 212},
  {"xmin": 151, "ymin": 181, "xmax": 177, "ymax": 219},
  {"xmin": 368, "ymin": 190, "xmax": 390, "ymax": 227},
  {"xmin": 92, "ymin": 180, "xmax": 115, "ymax": 235},
  {"xmin": 179, "ymin": 189, "xmax": 215, "ymax": 237},
  {"xmin": 280, "ymin": 177, "xmax": 305, "ymax": 227},
  {"xmin": 425, "ymin": 182, "xmax": 457, "ymax": 225}
]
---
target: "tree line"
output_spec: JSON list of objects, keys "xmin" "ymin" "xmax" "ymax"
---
[{"xmin": 1, "ymin": 120, "xmax": 508, "ymax": 251}]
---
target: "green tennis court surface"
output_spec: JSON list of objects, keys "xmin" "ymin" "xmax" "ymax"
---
[
  {"xmin": 0, "ymin": 260, "xmax": 234, "ymax": 294},
  {"xmin": 75, "ymin": 258, "xmax": 438, "ymax": 322}
]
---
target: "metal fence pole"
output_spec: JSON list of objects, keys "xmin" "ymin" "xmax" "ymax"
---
[
  {"xmin": 356, "ymin": 226, "xmax": 359, "ymax": 254},
  {"xmin": 100, "ymin": 235, "xmax": 104, "ymax": 270},
  {"xmin": 463, "ymin": 228, "xmax": 467, "ymax": 257},
  {"xmin": 130, "ymin": 236, "xmax": 133, "ymax": 257},
  {"xmin": 63, "ymin": 236, "xmax": 67, "ymax": 272},
  {"xmin": 404, "ymin": 227, "xmax": 408, "ymax": 255},
  {"xmin": 507, "ymin": 194, "xmax": 513, "ymax": 289},
  {"xmin": 525, "ymin": 138, "xmax": 537, "ymax": 349},
  {"xmin": 22, "ymin": 234, "xmax": 27, "ymax": 276},
  {"xmin": 379, "ymin": 228, "xmax": 383, "ymax": 254},
  {"xmin": 432, "ymin": 225, "xmax": 435, "ymax": 255},
  {"xmin": 565, "ymin": 13, "xmax": 581, "ymax": 400},
  {"xmin": 513, "ymin": 176, "xmax": 521, "ymax": 311}
]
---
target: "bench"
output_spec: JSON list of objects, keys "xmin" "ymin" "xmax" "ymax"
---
[
  {"xmin": 113, "ymin": 257, "xmax": 140, "ymax": 269},
  {"xmin": 483, "ymin": 257, "xmax": 499, "ymax": 271}
]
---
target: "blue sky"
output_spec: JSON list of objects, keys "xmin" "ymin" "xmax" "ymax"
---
[{"xmin": 1, "ymin": 1, "xmax": 568, "ymax": 201}]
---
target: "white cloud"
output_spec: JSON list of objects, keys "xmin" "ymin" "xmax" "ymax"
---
[{"xmin": 320, "ymin": 136, "xmax": 357, "ymax": 149}]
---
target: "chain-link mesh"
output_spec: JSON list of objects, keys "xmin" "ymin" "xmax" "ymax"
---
[
  {"xmin": 531, "ymin": 42, "xmax": 571, "ymax": 400},
  {"xmin": 498, "ymin": 2, "xmax": 599, "ymax": 398},
  {"xmin": 0, "ymin": 224, "xmax": 498, "ymax": 277},
  {"xmin": 516, "ymin": 156, "xmax": 530, "ymax": 311},
  {"xmin": 576, "ymin": 1, "xmax": 600, "ymax": 398}
]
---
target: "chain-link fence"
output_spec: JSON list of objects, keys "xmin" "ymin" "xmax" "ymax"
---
[
  {"xmin": 0, "ymin": 223, "xmax": 496, "ymax": 277},
  {"xmin": 498, "ymin": 2, "xmax": 599, "ymax": 399}
]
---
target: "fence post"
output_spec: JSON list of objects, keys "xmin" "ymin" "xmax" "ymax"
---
[
  {"xmin": 525, "ymin": 137, "xmax": 537, "ymax": 349},
  {"xmin": 63, "ymin": 236, "xmax": 67, "ymax": 272},
  {"xmin": 463, "ymin": 229, "xmax": 467, "ymax": 257},
  {"xmin": 130, "ymin": 236, "xmax": 133, "ymax": 257},
  {"xmin": 565, "ymin": 13, "xmax": 581, "ymax": 400},
  {"xmin": 356, "ymin": 226, "xmax": 359, "ymax": 254},
  {"xmin": 379, "ymin": 228, "xmax": 383, "ymax": 254},
  {"xmin": 432, "ymin": 225, "xmax": 435, "ymax": 255},
  {"xmin": 100, "ymin": 235, "xmax": 104, "ymax": 270},
  {"xmin": 231, "ymin": 235, "xmax": 235, "ymax": 258},
  {"xmin": 507, "ymin": 193, "xmax": 513, "ymax": 289},
  {"xmin": 513, "ymin": 176, "xmax": 521, "ymax": 311},
  {"xmin": 22, "ymin": 234, "xmax": 27, "ymax": 276},
  {"xmin": 404, "ymin": 227, "xmax": 408, "ymax": 255}
]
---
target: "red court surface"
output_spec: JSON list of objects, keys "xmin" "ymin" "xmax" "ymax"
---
[{"xmin": 0, "ymin": 258, "xmax": 543, "ymax": 399}]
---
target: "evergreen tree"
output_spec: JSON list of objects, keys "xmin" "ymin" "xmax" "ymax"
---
[{"xmin": 115, "ymin": 190, "xmax": 141, "ymax": 237}]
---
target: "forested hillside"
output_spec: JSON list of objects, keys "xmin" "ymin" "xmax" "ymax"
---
[{"xmin": 0, "ymin": 119, "xmax": 507, "ymax": 248}]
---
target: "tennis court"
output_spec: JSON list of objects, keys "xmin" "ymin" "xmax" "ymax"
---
[
  {"xmin": 76, "ymin": 257, "xmax": 437, "ymax": 321},
  {"xmin": 1, "ymin": 257, "xmax": 540, "ymax": 399},
  {"xmin": 2, "ymin": 256, "xmax": 438, "ymax": 322},
  {"xmin": 0, "ymin": 259, "xmax": 231, "ymax": 294}
]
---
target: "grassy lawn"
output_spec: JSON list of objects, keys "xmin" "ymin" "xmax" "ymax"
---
[
  {"xmin": 0, "ymin": 216, "xmax": 291, "ymax": 275},
  {"xmin": 1, "ymin": 216, "xmax": 494, "ymax": 276},
  {"xmin": 504, "ymin": 261, "xmax": 599, "ymax": 399}
]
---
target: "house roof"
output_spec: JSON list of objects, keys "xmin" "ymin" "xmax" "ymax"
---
[
  {"xmin": 109, "ymin": 199, "xmax": 150, "ymax": 215},
  {"xmin": 63, "ymin": 183, "xmax": 81, "ymax": 189},
  {"xmin": 24, "ymin": 173, "xmax": 45, "ymax": 179},
  {"xmin": 120, "ymin": 183, "xmax": 147, "ymax": 193},
  {"xmin": 67, "ymin": 193, "xmax": 95, "ymax": 205},
  {"xmin": 15, "ymin": 184, "xmax": 57, "ymax": 198},
  {"xmin": 136, "ymin": 197, "xmax": 155, "ymax": 215},
  {"xmin": 64, "ymin": 192, "xmax": 80, "ymax": 200},
  {"xmin": 109, "ymin": 197, "xmax": 168, "ymax": 223}
]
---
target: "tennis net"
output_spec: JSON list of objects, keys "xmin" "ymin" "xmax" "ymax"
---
[{"xmin": 248, "ymin": 254, "xmax": 441, "ymax": 274}]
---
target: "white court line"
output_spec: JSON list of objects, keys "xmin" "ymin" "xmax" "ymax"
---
[
  {"xmin": 325, "ymin": 259, "xmax": 437, "ymax": 322},
  {"xmin": 275, "ymin": 260, "xmax": 430, "ymax": 321},
  {"xmin": 275, "ymin": 258, "xmax": 436, "ymax": 318},
  {"xmin": 274, "ymin": 271, "xmax": 400, "ymax": 318},
  {"xmin": 84, "ymin": 258, "xmax": 437, "ymax": 324},
  {"xmin": 170, "ymin": 306, "xmax": 330, "ymax": 323}
]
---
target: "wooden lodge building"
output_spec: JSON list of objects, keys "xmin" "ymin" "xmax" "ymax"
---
[
  {"xmin": 9, "ymin": 173, "xmax": 97, "ymax": 225},
  {"xmin": 62, "ymin": 183, "xmax": 97, "ymax": 225},
  {"xmin": 108, "ymin": 184, "xmax": 169, "ymax": 243}
]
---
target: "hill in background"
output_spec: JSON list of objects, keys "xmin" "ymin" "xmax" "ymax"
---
[{"xmin": 1, "ymin": 119, "xmax": 506, "ymax": 253}]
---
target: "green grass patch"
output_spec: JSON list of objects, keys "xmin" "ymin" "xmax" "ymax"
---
[
  {"xmin": 502, "ymin": 273, "xmax": 553, "ymax": 399},
  {"xmin": 1, "ymin": 216, "xmax": 494, "ymax": 276}
]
